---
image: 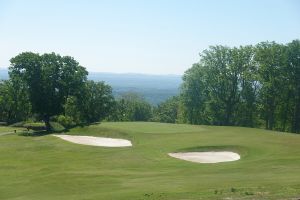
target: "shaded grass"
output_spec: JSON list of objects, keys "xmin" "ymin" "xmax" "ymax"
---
[{"xmin": 0, "ymin": 122, "xmax": 300, "ymax": 200}]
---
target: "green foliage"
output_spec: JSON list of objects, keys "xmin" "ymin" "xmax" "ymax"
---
[
  {"xmin": 9, "ymin": 52, "xmax": 88, "ymax": 130},
  {"xmin": 5, "ymin": 52, "xmax": 117, "ymax": 130},
  {"xmin": 181, "ymin": 45, "xmax": 259, "ymax": 126},
  {"xmin": 49, "ymin": 121, "xmax": 65, "ymax": 132},
  {"xmin": 181, "ymin": 64, "xmax": 208, "ymax": 124},
  {"xmin": 109, "ymin": 92, "xmax": 152, "ymax": 121},
  {"xmin": 78, "ymin": 81, "xmax": 115, "ymax": 123},
  {"xmin": 55, "ymin": 115, "xmax": 76, "ymax": 128},
  {"xmin": 61, "ymin": 96, "xmax": 82, "ymax": 125},
  {"xmin": 3, "ymin": 40, "xmax": 300, "ymax": 133},
  {"xmin": 255, "ymin": 40, "xmax": 300, "ymax": 132},
  {"xmin": 180, "ymin": 40, "xmax": 300, "ymax": 133},
  {"xmin": 0, "ymin": 79, "xmax": 31, "ymax": 124},
  {"xmin": 153, "ymin": 96, "xmax": 179, "ymax": 123},
  {"xmin": 255, "ymin": 41, "xmax": 286, "ymax": 130},
  {"xmin": 286, "ymin": 40, "xmax": 300, "ymax": 133},
  {"xmin": 23, "ymin": 122, "xmax": 46, "ymax": 131},
  {"xmin": 23, "ymin": 122, "xmax": 45, "ymax": 127}
]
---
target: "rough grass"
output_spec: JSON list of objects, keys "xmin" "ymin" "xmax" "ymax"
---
[{"xmin": 0, "ymin": 122, "xmax": 300, "ymax": 200}]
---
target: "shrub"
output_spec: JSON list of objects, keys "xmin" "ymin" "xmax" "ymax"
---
[
  {"xmin": 23, "ymin": 122, "xmax": 46, "ymax": 131},
  {"xmin": 56, "ymin": 115, "xmax": 76, "ymax": 128},
  {"xmin": 49, "ymin": 122, "xmax": 65, "ymax": 132}
]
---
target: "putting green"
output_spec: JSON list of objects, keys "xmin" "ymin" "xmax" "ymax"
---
[{"xmin": 0, "ymin": 122, "xmax": 300, "ymax": 200}]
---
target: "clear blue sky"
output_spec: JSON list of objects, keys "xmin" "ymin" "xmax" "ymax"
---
[{"xmin": 0, "ymin": 0, "xmax": 299, "ymax": 75}]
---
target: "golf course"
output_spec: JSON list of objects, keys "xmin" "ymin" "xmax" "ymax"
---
[{"xmin": 1, "ymin": 122, "xmax": 300, "ymax": 200}]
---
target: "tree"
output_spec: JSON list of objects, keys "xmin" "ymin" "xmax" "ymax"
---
[
  {"xmin": 0, "ymin": 79, "xmax": 31, "ymax": 124},
  {"xmin": 255, "ymin": 42, "xmax": 286, "ymax": 130},
  {"xmin": 286, "ymin": 40, "xmax": 300, "ymax": 133},
  {"xmin": 233, "ymin": 45, "xmax": 259, "ymax": 127},
  {"xmin": 181, "ymin": 40, "xmax": 299, "ymax": 133},
  {"xmin": 109, "ymin": 93, "xmax": 152, "ymax": 121},
  {"xmin": 182, "ymin": 46, "xmax": 244, "ymax": 126},
  {"xmin": 202, "ymin": 46, "xmax": 242, "ymax": 125},
  {"xmin": 181, "ymin": 63, "xmax": 208, "ymax": 124},
  {"xmin": 78, "ymin": 80, "xmax": 115, "ymax": 123},
  {"xmin": 153, "ymin": 96, "xmax": 179, "ymax": 123},
  {"xmin": 9, "ymin": 52, "xmax": 88, "ymax": 131}
]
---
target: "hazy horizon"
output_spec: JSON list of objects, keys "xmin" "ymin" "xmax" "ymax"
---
[
  {"xmin": 0, "ymin": 67, "xmax": 182, "ymax": 76},
  {"xmin": 0, "ymin": 67, "xmax": 182, "ymax": 104},
  {"xmin": 1, "ymin": 0, "xmax": 299, "ymax": 75}
]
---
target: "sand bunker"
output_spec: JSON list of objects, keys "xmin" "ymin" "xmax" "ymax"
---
[
  {"xmin": 168, "ymin": 151, "xmax": 240, "ymax": 163},
  {"xmin": 53, "ymin": 134, "xmax": 132, "ymax": 147}
]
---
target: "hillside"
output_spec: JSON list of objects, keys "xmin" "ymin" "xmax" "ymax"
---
[
  {"xmin": 89, "ymin": 72, "xmax": 181, "ymax": 104},
  {"xmin": 0, "ymin": 69, "xmax": 182, "ymax": 104}
]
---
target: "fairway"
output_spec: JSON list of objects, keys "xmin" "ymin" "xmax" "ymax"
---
[{"xmin": 1, "ymin": 122, "xmax": 300, "ymax": 200}]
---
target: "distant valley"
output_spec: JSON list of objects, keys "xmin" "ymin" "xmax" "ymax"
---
[{"xmin": 0, "ymin": 69, "xmax": 182, "ymax": 105}]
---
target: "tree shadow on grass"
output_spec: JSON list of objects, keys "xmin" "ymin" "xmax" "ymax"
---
[
  {"xmin": 17, "ymin": 121, "xmax": 102, "ymax": 137},
  {"xmin": 18, "ymin": 129, "xmax": 70, "ymax": 137}
]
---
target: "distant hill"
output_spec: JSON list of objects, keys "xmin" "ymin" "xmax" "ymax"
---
[
  {"xmin": 89, "ymin": 72, "xmax": 182, "ymax": 104},
  {"xmin": 89, "ymin": 72, "xmax": 181, "ymax": 90},
  {"xmin": 0, "ymin": 69, "xmax": 182, "ymax": 105}
]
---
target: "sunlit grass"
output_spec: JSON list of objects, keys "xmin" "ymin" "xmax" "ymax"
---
[{"xmin": 0, "ymin": 122, "xmax": 300, "ymax": 199}]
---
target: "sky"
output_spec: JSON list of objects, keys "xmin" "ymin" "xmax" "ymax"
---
[{"xmin": 0, "ymin": 0, "xmax": 299, "ymax": 75}]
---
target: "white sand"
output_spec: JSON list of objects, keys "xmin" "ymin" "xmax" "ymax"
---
[
  {"xmin": 168, "ymin": 151, "xmax": 240, "ymax": 163},
  {"xmin": 53, "ymin": 134, "xmax": 132, "ymax": 147}
]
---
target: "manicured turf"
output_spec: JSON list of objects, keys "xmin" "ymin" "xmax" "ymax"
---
[{"xmin": 1, "ymin": 122, "xmax": 300, "ymax": 199}]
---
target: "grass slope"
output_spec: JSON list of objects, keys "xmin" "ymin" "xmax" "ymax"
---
[{"xmin": 0, "ymin": 122, "xmax": 300, "ymax": 200}]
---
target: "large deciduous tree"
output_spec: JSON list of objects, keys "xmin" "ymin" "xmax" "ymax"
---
[
  {"xmin": 9, "ymin": 52, "xmax": 88, "ymax": 131},
  {"xmin": 202, "ymin": 46, "xmax": 241, "ymax": 125},
  {"xmin": 181, "ymin": 46, "xmax": 258, "ymax": 126}
]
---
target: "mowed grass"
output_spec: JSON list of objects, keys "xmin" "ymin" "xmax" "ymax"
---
[{"xmin": 0, "ymin": 122, "xmax": 300, "ymax": 200}]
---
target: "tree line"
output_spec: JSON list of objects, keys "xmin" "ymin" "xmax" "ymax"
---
[
  {"xmin": 0, "ymin": 39, "xmax": 299, "ymax": 133},
  {"xmin": 165, "ymin": 40, "xmax": 300, "ymax": 133}
]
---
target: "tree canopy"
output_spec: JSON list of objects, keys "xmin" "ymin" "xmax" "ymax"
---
[
  {"xmin": 9, "ymin": 52, "xmax": 88, "ymax": 130},
  {"xmin": 180, "ymin": 40, "xmax": 300, "ymax": 133}
]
